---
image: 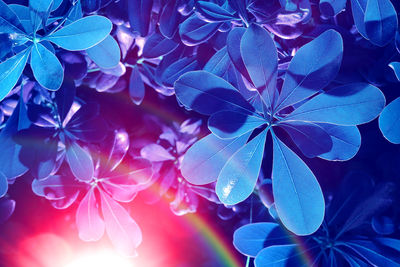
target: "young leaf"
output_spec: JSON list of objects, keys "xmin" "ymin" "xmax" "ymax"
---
[
  {"xmin": 216, "ymin": 129, "xmax": 268, "ymax": 205},
  {"xmin": 100, "ymin": 190, "xmax": 142, "ymax": 257},
  {"xmin": 129, "ymin": 65, "xmax": 145, "ymax": 105},
  {"xmin": 364, "ymin": 0, "xmax": 398, "ymax": 47},
  {"xmin": 76, "ymin": 188, "xmax": 105, "ymax": 242},
  {"xmin": 279, "ymin": 121, "xmax": 333, "ymax": 158},
  {"xmin": 241, "ymin": 24, "xmax": 278, "ymax": 109},
  {"xmin": 128, "ymin": 0, "xmax": 152, "ymax": 37},
  {"xmin": 44, "ymin": 15, "xmax": 112, "ymax": 51},
  {"xmin": 181, "ymin": 132, "xmax": 251, "ymax": 185},
  {"xmin": 208, "ymin": 110, "xmax": 266, "ymax": 139},
  {"xmin": 0, "ymin": 0, "xmax": 26, "ymax": 34},
  {"xmin": 0, "ymin": 173, "xmax": 8, "ymax": 198},
  {"xmin": 233, "ymin": 223, "xmax": 291, "ymax": 257},
  {"xmin": 379, "ymin": 97, "xmax": 400, "ymax": 144},
  {"xmin": 179, "ymin": 14, "xmax": 221, "ymax": 46},
  {"xmin": 142, "ymin": 31, "xmax": 179, "ymax": 59},
  {"xmin": 86, "ymin": 35, "xmax": 121, "ymax": 69},
  {"xmin": 283, "ymin": 83, "xmax": 385, "ymax": 126},
  {"xmin": 66, "ymin": 142, "xmax": 94, "ymax": 182},
  {"xmin": 276, "ymin": 30, "xmax": 343, "ymax": 111},
  {"xmin": 0, "ymin": 49, "xmax": 30, "ymax": 101},
  {"xmin": 317, "ymin": 124, "xmax": 361, "ymax": 161},
  {"xmin": 272, "ymin": 134, "xmax": 325, "ymax": 235},
  {"xmin": 174, "ymin": 70, "xmax": 254, "ymax": 115},
  {"xmin": 255, "ymin": 245, "xmax": 304, "ymax": 267},
  {"xmin": 30, "ymin": 43, "xmax": 64, "ymax": 90}
]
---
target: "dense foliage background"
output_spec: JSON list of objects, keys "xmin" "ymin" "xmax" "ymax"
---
[{"xmin": 0, "ymin": 0, "xmax": 400, "ymax": 266}]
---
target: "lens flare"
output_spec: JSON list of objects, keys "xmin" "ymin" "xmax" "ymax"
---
[{"xmin": 65, "ymin": 250, "xmax": 132, "ymax": 267}]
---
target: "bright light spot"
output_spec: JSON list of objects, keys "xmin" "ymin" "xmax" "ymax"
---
[{"xmin": 65, "ymin": 250, "xmax": 132, "ymax": 267}]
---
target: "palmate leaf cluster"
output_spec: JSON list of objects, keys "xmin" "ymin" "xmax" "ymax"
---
[{"xmin": 0, "ymin": 0, "xmax": 399, "ymax": 264}]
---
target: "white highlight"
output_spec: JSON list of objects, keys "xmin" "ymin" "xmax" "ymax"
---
[{"xmin": 65, "ymin": 250, "xmax": 132, "ymax": 267}]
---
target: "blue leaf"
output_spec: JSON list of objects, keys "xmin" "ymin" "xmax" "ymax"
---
[
  {"xmin": 276, "ymin": 30, "xmax": 343, "ymax": 111},
  {"xmin": 0, "ymin": 172, "xmax": 8, "ymax": 198},
  {"xmin": 44, "ymin": 15, "xmax": 112, "ymax": 51},
  {"xmin": 216, "ymin": 129, "xmax": 268, "ymax": 205},
  {"xmin": 29, "ymin": 0, "xmax": 53, "ymax": 32},
  {"xmin": 100, "ymin": 189, "xmax": 142, "ymax": 257},
  {"xmin": 364, "ymin": 0, "xmax": 398, "ymax": 47},
  {"xmin": 255, "ymin": 245, "xmax": 305, "ymax": 267},
  {"xmin": 203, "ymin": 46, "xmax": 231, "ymax": 77},
  {"xmin": 350, "ymin": 0, "xmax": 368, "ymax": 38},
  {"xmin": 372, "ymin": 216, "xmax": 395, "ymax": 235},
  {"xmin": 283, "ymin": 83, "xmax": 385, "ymax": 126},
  {"xmin": 129, "ymin": 65, "xmax": 145, "ymax": 105},
  {"xmin": 179, "ymin": 14, "xmax": 221, "ymax": 46},
  {"xmin": 161, "ymin": 56, "xmax": 199, "ymax": 88},
  {"xmin": 379, "ymin": 97, "xmax": 400, "ymax": 144},
  {"xmin": 55, "ymin": 80, "xmax": 76, "ymax": 122},
  {"xmin": 76, "ymin": 188, "xmax": 105, "ymax": 242},
  {"xmin": 86, "ymin": 35, "xmax": 121, "ymax": 69},
  {"xmin": 208, "ymin": 110, "xmax": 266, "ymax": 139},
  {"xmin": 30, "ymin": 43, "xmax": 63, "ymax": 90},
  {"xmin": 128, "ymin": 0, "xmax": 152, "ymax": 37},
  {"xmin": 319, "ymin": 0, "xmax": 347, "ymax": 17},
  {"xmin": 0, "ymin": 0, "xmax": 26, "ymax": 34},
  {"xmin": 174, "ymin": 70, "xmax": 254, "ymax": 115},
  {"xmin": 159, "ymin": 0, "xmax": 181, "ymax": 39},
  {"xmin": 233, "ymin": 222, "xmax": 291, "ymax": 257},
  {"xmin": 317, "ymin": 124, "xmax": 361, "ymax": 161},
  {"xmin": 0, "ymin": 49, "xmax": 30, "ymax": 101},
  {"xmin": 181, "ymin": 132, "xmax": 251, "ymax": 185},
  {"xmin": 9, "ymin": 4, "xmax": 33, "ymax": 33},
  {"xmin": 279, "ymin": 121, "xmax": 333, "ymax": 158},
  {"xmin": 227, "ymin": 27, "xmax": 251, "ymax": 82},
  {"xmin": 66, "ymin": 142, "xmax": 94, "ymax": 182},
  {"xmin": 389, "ymin": 62, "xmax": 400, "ymax": 81},
  {"xmin": 142, "ymin": 31, "xmax": 179, "ymax": 59},
  {"xmin": 81, "ymin": 0, "xmax": 101, "ymax": 13},
  {"xmin": 195, "ymin": 1, "xmax": 237, "ymax": 22},
  {"xmin": 375, "ymin": 238, "xmax": 400, "ymax": 252},
  {"xmin": 272, "ymin": 133, "xmax": 324, "ymax": 235},
  {"xmin": 346, "ymin": 241, "xmax": 400, "ymax": 266},
  {"xmin": 241, "ymin": 24, "xmax": 278, "ymax": 110},
  {"xmin": 0, "ymin": 97, "xmax": 30, "ymax": 179}
]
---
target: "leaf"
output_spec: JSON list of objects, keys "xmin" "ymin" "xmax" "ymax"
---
[
  {"xmin": 319, "ymin": 0, "xmax": 347, "ymax": 17},
  {"xmin": 30, "ymin": 43, "xmax": 64, "ymax": 90},
  {"xmin": 255, "ymin": 245, "xmax": 305, "ymax": 267},
  {"xmin": 174, "ymin": 70, "xmax": 254, "ymax": 115},
  {"xmin": 283, "ymin": 83, "xmax": 385, "ymax": 126},
  {"xmin": 159, "ymin": 0, "xmax": 181, "ymax": 38},
  {"xmin": 100, "ymin": 190, "xmax": 142, "ymax": 257},
  {"xmin": 66, "ymin": 142, "xmax": 94, "ymax": 182},
  {"xmin": 55, "ymin": 79, "xmax": 76, "ymax": 122},
  {"xmin": 195, "ymin": 1, "xmax": 237, "ymax": 22},
  {"xmin": 227, "ymin": 27, "xmax": 251, "ymax": 82},
  {"xmin": 160, "ymin": 56, "xmax": 199, "ymax": 88},
  {"xmin": 86, "ymin": 35, "xmax": 121, "ymax": 69},
  {"xmin": 203, "ymin": 46, "xmax": 231, "ymax": 77},
  {"xmin": 0, "ymin": 97, "xmax": 30, "ymax": 179},
  {"xmin": 280, "ymin": 121, "xmax": 333, "ymax": 158},
  {"xmin": 129, "ymin": 65, "xmax": 145, "ymax": 105},
  {"xmin": 128, "ymin": 0, "xmax": 152, "ymax": 37},
  {"xmin": 346, "ymin": 241, "xmax": 400, "ymax": 266},
  {"xmin": 81, "ymin": 0, "xmax": 101, "ymax": 13},
  {"xmin": 276, "ymin": 30, "xmax": 343, "ymax": 111},
  {"xmin": 32, "ymin": 175, "xmax": 80, "ymax": 203},
  {"xmin": 350, "ymin": 0, "xmax": 369, "ymax": 38},
  {"xmin": 179, "ymin": 14, "xmax": 222, "ymax": 46},
  {"xmin": 208, "ymin": 110, "xmax": 266, "ymax": 139},
  {"xmin": 272, "ymin": 134, "xmax": 324, "ymax": 235},
  {"xmin": 0, "ymin": 49, "xmax": 30, "ymax": 101},
  {"xmin": 317, "ymin": 124, "xmax": 361, "ymax": 161},
  {"xmin": 76, "ymin": 188, "xmax": 105, "ymax": 242},
  {"xmin": 372, "ymin": 216, "xmax": 395, "ymax": 235},
  {"xmin": 9, "ymin": 4, "xmax": 34, "ymax": 33},
  {"xmin": 0, "ymin": 198, "xmax": 15, "ymax": 224},
  {"xmin": 140, "ymin": 144, "xmax": 175, "ymax": 162},
  {"xmin": 364, "ymin": 0, "xmax": 398, "ymax": 47},
  {"xmin": 241, "ymin": 24, "xmax": 278, "ymax": 110},
  {"xmin": 142, "ymin": 31, "xmax": 179, "ymax": 59},
  {"xmin": 389, "ymin": 62, "xmax": 400, "ymax": 81},
  {"xmin": 379, "ymin": 97, "xmax": 400, "ymax": 144},
  {"xmin": 0, "ymin": 172, "xmax": 8, "ymax": 198},
  {"xmin": 29, "ymin": 0, "xmax": 53, "ymax": 32},
  {"xmin": 98, "ymin": 130, "xmax": 130, "ymax": 176},
  {"xmin": 216, "ymin": 128, "xmax": 268, "ymax": 205},
  {"xmin": 233, "ymin": 223, "xmax": 291, "ymax": 257},
  {"xmin": 44, "ymin": 15, "xmax": 112, "ymax": 51},
  {"xmin": 181, "ymin": 132, "xmax": 251, "ymax": 185},
  {"xmin": 0, "ymin": 0, "xmax": 26, "ymax": 34}
]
